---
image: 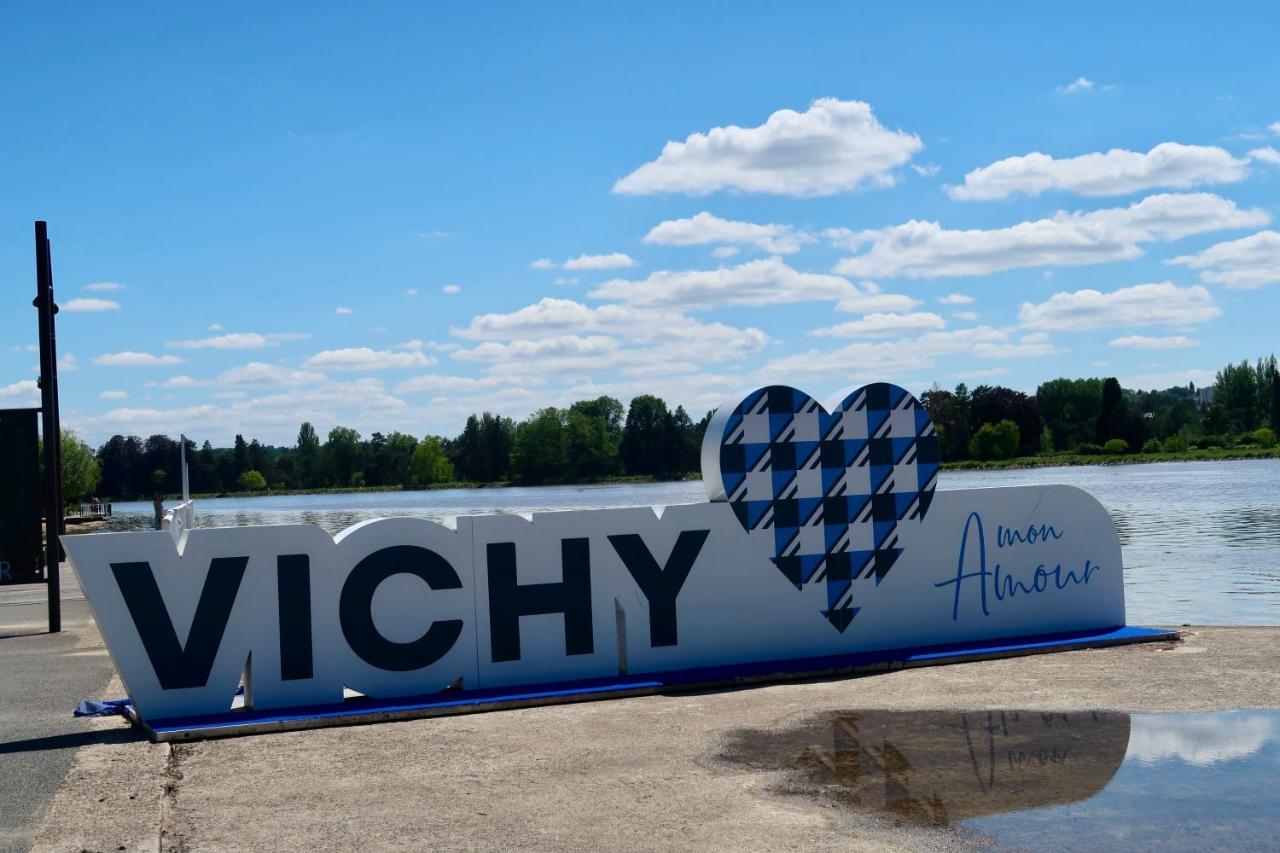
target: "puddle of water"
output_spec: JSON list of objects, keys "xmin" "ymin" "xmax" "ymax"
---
[{"xmin": 717, "ymin": 709, "xmax": 1280, "ymax": 851}]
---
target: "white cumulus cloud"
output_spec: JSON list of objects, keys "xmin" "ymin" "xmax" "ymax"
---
[
  {"xmin": 530, "ymin": 254, "xmax": 638, "ymax": 271},
  {"xmin": 166, "ymin": 332, "xmax": 309, "ymax": 350},
  {"xmin": 811, "ymin": 312, "xmax": 946, "ymax": 338},
  {"xmin": 1057, "ymin": 76, "xmax": 1101, "ymax": 94},
  {"xmin": 590, "ymin": 257, "xmax": 856, "ymax": 309},
  {"xmin": 831, "ymin": 193, "xmax": 1269, "ymax": 279},
  {"xmin": 303, "ymin": 348, "xmax": 437, "ymax": 371},
  {"xmin": 757, "ymin": 326, "xmax": 1016, "ymax": 382},
  {"xmin": 1109, "ymin": 335, "xmax": 1200, "ymax": 349},
  {"xmin": 93, "ymin": 351, "xmax": 186, "ymax": 367},
  {"xmin": 217, "ymin": 362, "xmax": 327, "ymax": 387},
  {"xmin": 834, "ymin": 282, "xmax": 922, "ymax": 314},
  {"xmin": 1, "ymin": 379, "xmax": 39, "ymax": 399},
  {"xmin": 1018, "ymin": 283, "xmax": 1220, "ymax": 330},
  {"xmin": 63, "ymin": 297, "xmax": 121, "ymax": 313},
  {"xmin": 1168, "ymin": 230, "xmax": 1280, "ymax": 289},
  {"xmin": 643, "ymin": 212, "xmax": 815, "ymax": 254},
  {"xmin": 562, "ymin": 253, "xmax": 638, "ymax": 270},
  {"xmin": 613, "ymin": 98, "xmax": 922, "ymax": 197},
  {"xmin": 453, "ymin": 297, "xmax": 761, "ymax": 344},
  {"xmin": 1249, "ymin": 146, "xmax": 1280, "ymax": 166},
  {"xmin": 949, "ymin": 143, "xmax": 1249, "ymax": 200},
  {"xmin": 83, "ymin": 281, "xmax": 125, "ymax": 292}
]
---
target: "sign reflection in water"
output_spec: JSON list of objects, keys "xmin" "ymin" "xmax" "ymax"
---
[
  {"xmin": 718, "ymin": 710, "xmax": 1131, "ymax": 825},
  {"xmin": 719, "ymin": 709, "xmax": 1280, "ymax": 851}
]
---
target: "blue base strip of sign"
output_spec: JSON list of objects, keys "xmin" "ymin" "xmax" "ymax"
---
[{"xmin": 138, "ymin": 624, "xmax": 1177, "ymax": 741}]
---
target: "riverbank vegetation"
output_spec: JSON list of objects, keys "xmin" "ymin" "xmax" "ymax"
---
[{"xmin": 87, "ymin": 355, "xmax": 1280, "ymax": 500}]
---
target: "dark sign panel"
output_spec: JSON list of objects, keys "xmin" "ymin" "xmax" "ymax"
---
[{"xmin": 0, "ymin": 408, "xmax": 43, "ymax": 584}]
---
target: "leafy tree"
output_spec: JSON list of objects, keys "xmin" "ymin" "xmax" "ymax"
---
[
  {"xmin": 142, "ymin": 434, "xmax": 180, "ymax": 492},
  {"xmin": 1251, "ymin": 427, "xmax": 1276, "ymax": 448},
  {"xmin": 296, "ymin": 422, "xmax": 321, "ymax": 486},
  {"xmin": 510, "ymin": 408, "xmax": 567, "ymax": 483},
  {"xmin": 237, "ymin": 469, "xmax": 267, "ymax": 491},
  {"xmin": 58, "ymin": 429, "xmax": 102, "ymax": 506},
  {"xmin": 381, "ymin": 432, "xmax": 420, "ymax": 487},
  {"xmin": 971, "ymin": 386, "xmax": 1042, "ymax": 455},
  {"xmin": 665, "ymin": 405, "xmax": 700, "ymax": 474},
  {"xmin": 95, "ymin": 434, "xmax": 142, "ymax": 498},
  {"xmin": 248, "ymin": 439, "xmax": 269, "ymax": 478},
  {"xmin": 1268, "ymin": 362, "xmax": 1280, "ymax": 433},
  {"xmin": 409, "ymin": 436, "xmax": 454, "ymax": 486},
  {"xmin": 1096, "ymin": 378, "xmax": 1123, "ymax": 444},
  {"xmin": 968, "ymin": 420, "xmax": 1020, "ymax": 460},
  {"xmin": 620, "ymin": 394, "xmax": 671, "ymax": 476},
  {"xmin": 1211, "ymin": 360, "xmax": 1262, "ymax": 433},
  {"xmin": 1041, "ymin": 426, "xmax": 1055, "ymax": 454},
  {"xmin": 233, "ymin": 434, "xmax": 249, "ymax": 475},
  {"xmin": 324, "ymin": 426, "xmax": 363, "ymax": 487},
  {"xmin": 565, "ymin": 407, "xmax": 619, "ymax": 480},
  {"xmin": 1036, "ymin": 377, "xmax": 1103, "ymax": 451},
  {"xmin": 568, "ymin": 396, "xmax": 625, "ymax": 439},
  {"xmin": 196, "ymin": 439, "xmax": 221, "ymax": 492},
  {"xmin": 1103, "ymin": 438, "xmax": 1128, "ymax": 455},
  {"xmin": 921, "ymin": 384, "xmax": 973, "ymax": 461},
  {"xmin": 455, "ymin": 413, "xmax": 514, "ymax": 482}
]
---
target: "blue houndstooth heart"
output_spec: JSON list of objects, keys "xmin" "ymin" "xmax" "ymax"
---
[{"xmin": 706, "ymin": 383, "xmax": 940, "ymax": 633}]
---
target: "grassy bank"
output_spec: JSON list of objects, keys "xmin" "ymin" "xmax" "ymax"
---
[{"xmin": 943, "ymin": 446, "xmax": 1280, "ymax": 470}]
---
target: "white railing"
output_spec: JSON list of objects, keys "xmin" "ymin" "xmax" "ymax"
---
[{"xmin": 163, "ymin": 499, "xmax": 196, "ymax": 545}]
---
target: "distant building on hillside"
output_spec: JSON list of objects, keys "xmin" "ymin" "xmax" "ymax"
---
[{"xmin": 1195, "ymin": 385, "xmax": 1215, "ymax": 407}]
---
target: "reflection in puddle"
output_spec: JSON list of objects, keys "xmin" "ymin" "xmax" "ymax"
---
[{"xmin": 718, "ymin": 709, "xmax": 1280, "ymax": 851}]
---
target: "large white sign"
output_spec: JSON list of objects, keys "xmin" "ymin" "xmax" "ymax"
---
[{"xmin": 64, "ymin": 383, "xmax": 1127, "ymax": 723}]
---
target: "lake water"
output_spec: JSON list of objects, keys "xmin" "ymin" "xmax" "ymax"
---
[
  {"xmin": 717, "ymin": 708, "xmax": 1280, "ymax": 851},
  {"xmin": 98, "ymin": 459, "xmax": 1280, "ymax": 626}
]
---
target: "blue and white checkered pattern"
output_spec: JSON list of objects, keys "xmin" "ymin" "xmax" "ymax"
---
[{"xmin": 716, "ymin": 383, "xmax": 940, "ymax": 633}]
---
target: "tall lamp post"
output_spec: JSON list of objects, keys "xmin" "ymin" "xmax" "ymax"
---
[{"xmin": 34, "ymin": 221, "xmax": 63, "ymax": 633}]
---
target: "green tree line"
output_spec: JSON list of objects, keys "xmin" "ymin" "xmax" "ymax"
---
[
  {"xmin": 93, "ymin": 394, "xmax": 710, "ymax": 498},
  {"xmin": 87, "ymin": 354, "xmax": 1280, "ymax": 498},
  {"xmin": 924, "ymin": 355, "xmax": 1279, "ymax": 461}
]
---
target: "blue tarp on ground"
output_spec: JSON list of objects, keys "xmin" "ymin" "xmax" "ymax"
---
[{"xmin": 73, "ymin": 698, "xmax": 131, "ymax": 717}]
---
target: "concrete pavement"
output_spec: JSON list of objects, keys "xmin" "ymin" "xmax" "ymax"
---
[
  {"xmin": 0, "ymin": 570, "xmax": 126, "ymax": 853},
  {"xmin": 17, "ymin": 624, "xmax": 1280, "ymax": 852}
]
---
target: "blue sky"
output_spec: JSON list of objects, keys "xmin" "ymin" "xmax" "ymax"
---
[{"xmin": 3, "ymin": 3, "xmax": 1279, "ymax": 446}]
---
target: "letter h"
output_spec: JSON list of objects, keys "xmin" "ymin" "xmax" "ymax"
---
[{"xmin": 487, "ymin": 539, "xmax": 593, "ymax": 663}]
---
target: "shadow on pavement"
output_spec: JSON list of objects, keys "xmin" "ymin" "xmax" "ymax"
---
[{"xmin": 0, "ymin": 725, "xmax": 141, "ymax": 756}]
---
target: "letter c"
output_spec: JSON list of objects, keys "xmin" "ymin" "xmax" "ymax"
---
[{"xmin": 339, "ymin": 545, "xmax": 464, "ymax": 672}]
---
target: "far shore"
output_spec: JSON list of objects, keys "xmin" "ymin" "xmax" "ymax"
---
[
  {"xmin": 93, "ymin": 449, "xmax": 1280, "ymax": 504},
  {"xmin": 942, "ymin": 445, "xmax": 1280, "ymax": 471}
]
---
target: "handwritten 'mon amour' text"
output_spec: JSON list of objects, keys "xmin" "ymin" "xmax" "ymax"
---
[{"xmin": 934, "ymin": 512, "xmax": 1100, "ymax": 620}]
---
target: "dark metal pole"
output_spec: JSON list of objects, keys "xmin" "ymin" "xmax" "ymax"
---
[{"xmin": 34, "ymin": 221, "xmax": 62, "ymax": 633}]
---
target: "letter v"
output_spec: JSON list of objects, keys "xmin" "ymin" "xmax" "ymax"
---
[{"xmin": 110, "ymin": 557, "xmax": 248, "ymax": 690}]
